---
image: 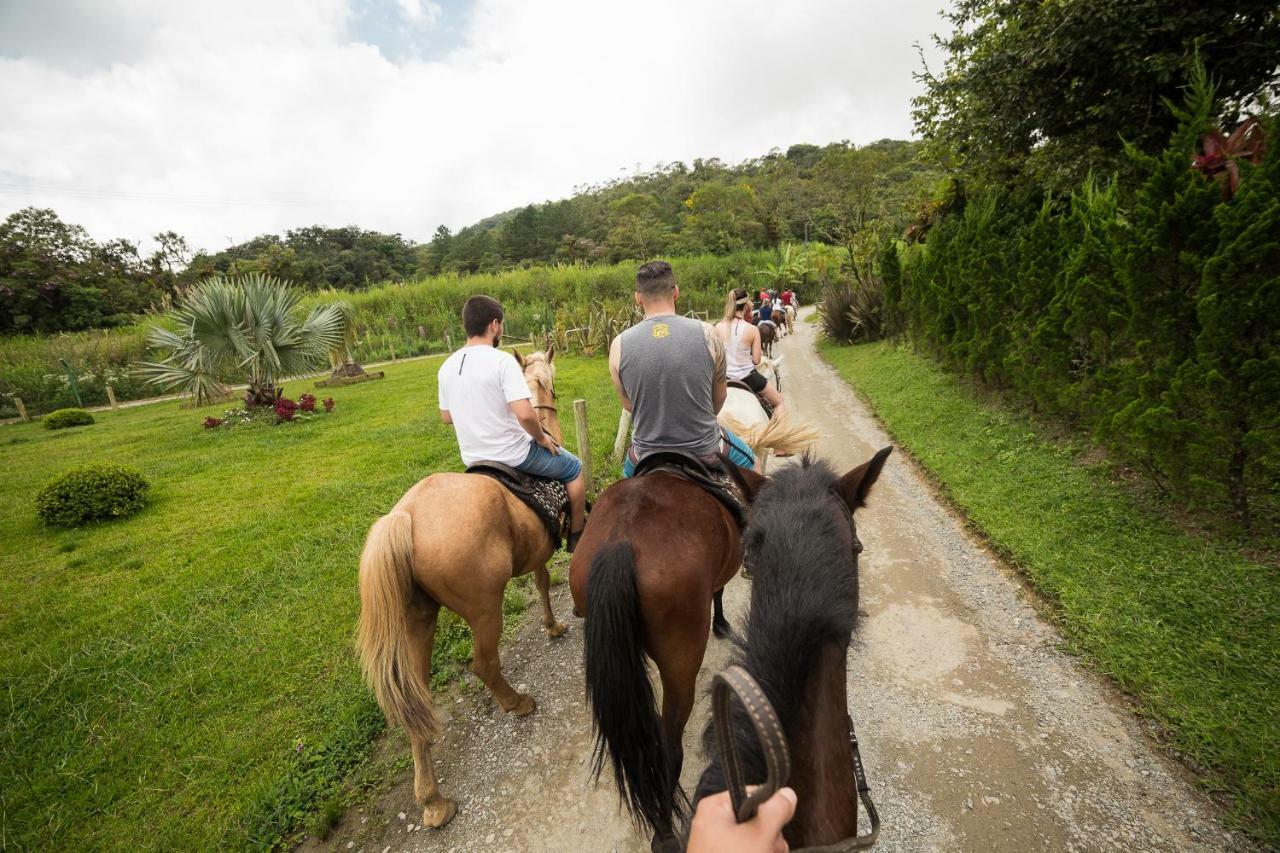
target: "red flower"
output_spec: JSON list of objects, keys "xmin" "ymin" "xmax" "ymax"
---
[
  {"xmin": 203, "ymin": 416, "xmax": 224, "ymax": 429},
  {"xmin": 322, "ymin": 397, "xmax": 335, "ymax": 413},
  {"xmin": 274, "ymin": 397, "xmax": 298, "ymax": 422},
  {"xmin": 298, "ymin": 393, "xmax": 317, "ymax": 413}
]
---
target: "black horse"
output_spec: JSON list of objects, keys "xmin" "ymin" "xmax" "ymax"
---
[{"xmin": 692, "ymin": 448, "xmax": 892, "ymax": 848}]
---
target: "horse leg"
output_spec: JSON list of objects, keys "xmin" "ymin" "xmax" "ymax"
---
[
  {"xmin": 469, "ymin": 607, "xmax": 536, "ymax": 716},
  {"xmin": 404, "ymin": 595, "xmax": 457, "ymax": 828},
  {"xmin": 651, "ymin": 649, "xmax": 703, "ymax": 853},
  {"xmin": 533, "ymin": 563, "xmax": 567, "ymax": 638},
  {"xmin": 712, "ymin": 589, "xmax": 732, "ymax": 638}
]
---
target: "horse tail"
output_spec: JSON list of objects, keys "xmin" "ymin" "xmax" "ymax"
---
[
  {"xmin": 747, "ymin": 410, "xmax": 820, "ymax": 458},
  {"xmin": 584, "ymin": 541, "xmax": 679, "ymax": 836},
  {"xmin": 356, "ymin": 510, "xmax": 437, "ymax": 743}
]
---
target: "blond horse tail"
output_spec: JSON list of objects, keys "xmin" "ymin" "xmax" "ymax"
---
[
  {"xmin": 357, "ymin": 510, "xmax": 437, "ymax": 742},
  {"xmin": 721, "ymin": 409, "xmax": 820, "ymax": 458}
]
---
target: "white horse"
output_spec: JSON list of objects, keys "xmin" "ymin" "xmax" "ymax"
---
[{"xmin": 718, "ymin": 356, "xmax": 815, "ymax": 472}]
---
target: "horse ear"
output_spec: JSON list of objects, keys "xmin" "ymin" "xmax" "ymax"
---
[
  {"xmin": 511, "ymin": 348, "xmax": 525, "ymax": 368},
  {"xmin": 545, "ymin": 345, "xmax": 555, "ymax": 364},
  {"xmin": 721, "ymin": 456, "xmax": 766, "ymax": 503},
  {"xmin": 835, "ymin": 446, "xmax": 893, "ymax": 512}
]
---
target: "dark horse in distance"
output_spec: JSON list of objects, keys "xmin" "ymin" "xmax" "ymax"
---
[{"xmin": 694, "ymin": 448, "xmax": 892, "ymax": 847}]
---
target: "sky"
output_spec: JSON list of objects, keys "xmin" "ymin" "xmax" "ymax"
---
[{"xmin": 0, "ymin": 0, "xmax": 949, "ymax": 254}]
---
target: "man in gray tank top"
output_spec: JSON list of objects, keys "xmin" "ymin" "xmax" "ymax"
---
[{"xmin": 609, "ymin": 261, "xmax": 757, "ymax": 476}]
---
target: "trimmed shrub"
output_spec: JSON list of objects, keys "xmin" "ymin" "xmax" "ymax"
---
[
  {"xmin": 35, "ymin": 464, "xmax": 150, "ymax": 527},
  {"xmin": 43, "ymin": 408, "xmax": 95, "ymax": 430}
]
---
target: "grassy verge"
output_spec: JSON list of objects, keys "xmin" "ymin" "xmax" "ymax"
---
[
  {"xmin": 0, "ymin": 351, "xmax": 622, "ymax": 851},
  {"xmin": 819, "ymin": 340, "xmax": 1279, "ymax": 845}
]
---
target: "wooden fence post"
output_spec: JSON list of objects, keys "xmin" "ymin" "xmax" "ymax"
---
[
  {"xmin": 613, "ymin": 408, "xmax": 631, "ymax": 460},
  {"xmin": 573, "ymin": 398, "xmax": 592, "ymax": 488},
  {"xmin": 106, "ymin": 385, "xmax": 119, "ymax": 410},
  {"xmin": 14, "ymin": 397, "xmax": 30, "ymax": 422}
]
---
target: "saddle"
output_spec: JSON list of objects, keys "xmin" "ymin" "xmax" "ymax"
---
[
  {"xmin": 727, "ymin": 379, "xmax": 776, "ymax": 419},
  {"xmin": 632, "ymin": 450, "xmax": 748, "ymax": 529},
  {"xmin": 465, "ymin": 461, "xmax": 569, "ymax": 546}
]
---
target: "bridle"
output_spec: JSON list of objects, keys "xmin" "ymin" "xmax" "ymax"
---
[
  {"xmin": 528, "ymin": 373, "xmax": 562, "ymax": 444},
  {"xmin": 709, "ymin": 489, "xmax": 880, "ymax": 852}
]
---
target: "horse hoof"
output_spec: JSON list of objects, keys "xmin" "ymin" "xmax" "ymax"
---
[
  {"xmin": 545, "ymin": 620, "xmax": 568, "ymax": 639},
  {"xmin": 422, "ymin": 796, "xmax": 457, "ymax": 828},
  {"xmin": 511, "ymin": 694, "xmax": 536, "ymax": 716},
  {"xmin": 712, "ymin": 621, "xmax": 732, "ymax": 639}
]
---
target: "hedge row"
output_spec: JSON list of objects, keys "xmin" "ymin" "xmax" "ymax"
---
[{"xmin": 884, "ymin": 91, "xmax": 1278, "ymax": 531}]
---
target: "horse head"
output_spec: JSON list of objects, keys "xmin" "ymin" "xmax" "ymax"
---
[{"xmin": 512, "ymin": 346, "xmax": 563, "ymax": 444}]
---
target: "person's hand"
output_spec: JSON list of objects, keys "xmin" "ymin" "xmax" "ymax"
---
[
  {"xmin": 687, "ymin": 787, "xmax": 797, "ymax": 853},
  {"xmin": 537, "ymin": 432, "xmax": 560, "ymax": 455}
]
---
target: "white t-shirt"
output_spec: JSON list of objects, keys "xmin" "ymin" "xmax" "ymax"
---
[{"xmin": 437, "ymin": 345, "xmax": 533, "ymax": 467}]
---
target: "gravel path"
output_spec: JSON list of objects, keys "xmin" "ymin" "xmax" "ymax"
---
[{"xmin": 311, "ymin": 312, "xmax": 1245, "ymax": 852}]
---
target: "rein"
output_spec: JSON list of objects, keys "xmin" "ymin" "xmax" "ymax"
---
[{"xmin": 710, "ymin": 667, "xmax": 880, "ymax": 852}]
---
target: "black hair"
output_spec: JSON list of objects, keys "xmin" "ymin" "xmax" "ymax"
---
[{"xmin": 462, "ymin": 295, "xmax": 504, "ymax": 337}]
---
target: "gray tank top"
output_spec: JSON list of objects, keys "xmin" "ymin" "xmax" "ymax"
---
[{"xmin": 619, "ymin": 314, "xmax": 721, "ymax": 459}]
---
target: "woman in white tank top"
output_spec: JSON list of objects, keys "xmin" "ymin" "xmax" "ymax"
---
[{"xmin": 714, "ymin": 287, "xmax": 785, "ymax": 412}]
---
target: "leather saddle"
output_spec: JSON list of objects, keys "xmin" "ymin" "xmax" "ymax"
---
[
  {"xmin": 465, "ymin": 461, "xmax": 567, "ymax": 545},
  {"xmin": 632, "ymin": 450, "xmax": 747, "ymax": 529},
  {"xmin": 727, "ymin": 379, "xmax": 775, "ymax": 419}
]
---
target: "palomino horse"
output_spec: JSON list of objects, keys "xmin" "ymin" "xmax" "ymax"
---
[
  {"xmin": 357, "ymin": 348, "xmax": 566, "ymax": 830},
  {"xmin": 570, "ymin": 421, "xmax": 814, "ymax": 852},
  {"xmin": 694, "ymin": 448, "xmax": 892, "ymax": 848}
]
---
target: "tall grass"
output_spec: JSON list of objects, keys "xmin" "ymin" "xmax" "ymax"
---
[{"xmin": 1, "ymin": 252, "xmax": 779, "ymax": 417}]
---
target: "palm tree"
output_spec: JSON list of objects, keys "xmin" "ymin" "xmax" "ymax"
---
[
  {"xmin": 135, "ymin": 273, "xmax": 350, "ymax": 406},
  {"xmin": 757, "ymin": 242, "xmax": 809, "ymax": 291}
]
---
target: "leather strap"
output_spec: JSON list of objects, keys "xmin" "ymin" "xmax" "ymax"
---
[
  {"xmin": 710, "ymin": 666, "xmax": 881, "ymax": 850},
  {"xmin": 711, "ymin": 666, "xmax": 790, "ymax": 823}
]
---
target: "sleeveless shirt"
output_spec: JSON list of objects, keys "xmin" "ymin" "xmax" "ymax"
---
[
  {"xmin": 720, "ymin": 319, "xmax": 755, "ymax": 381},
  {"xmin": 618, "ymin": 314, "xmax": 721, "ymax": 459}
]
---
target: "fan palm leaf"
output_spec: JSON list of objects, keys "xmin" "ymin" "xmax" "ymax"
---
[{"xmin": 134, "ymin": 273, "xmax": 350, "ymax": 406}]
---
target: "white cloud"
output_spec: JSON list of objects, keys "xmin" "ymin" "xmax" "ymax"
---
[
  {"xmin": 0, "ymin": 0, "xmax": 948, "ymax": 253},
  {"xmin": 396, "ymin": 0, "xmax": 443, "ymax": 26}
]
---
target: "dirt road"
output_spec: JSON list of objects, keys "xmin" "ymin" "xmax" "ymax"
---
[{"xmin": 319, "ymin": 312, "xmax": 1244, "ymax": 852}]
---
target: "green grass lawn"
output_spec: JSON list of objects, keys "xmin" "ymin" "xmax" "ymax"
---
[
  {"xmin": 819, "ymin": 340, "xmax": 1279, "ymax": 845},
  {"xmin": 0, "ymin": 352, "xmax": 622, "ymax": 851}
]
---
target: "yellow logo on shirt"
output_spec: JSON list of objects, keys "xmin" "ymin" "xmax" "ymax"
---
[{"xmin": 651, "ymin": 323, "xmax": 670, "ymax": 339}]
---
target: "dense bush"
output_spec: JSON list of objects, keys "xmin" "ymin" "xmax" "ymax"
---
[
  {"xmin": 885, "ymin": 77, "xmax": 1278, "ymax": 530},
  {"xmin": 818, "ymin": 277, "xmax": 884, "ymax": 344},
  {"xmin": 35, "ymin": 464, "xmax": 149, "ymax": 527},
  {"xmin": 42, "ymin": 408, "xmax": 94, "ymax": 430}
]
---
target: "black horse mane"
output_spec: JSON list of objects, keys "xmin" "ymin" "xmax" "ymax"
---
[{"xmin": 693, "ymin": 456, "xmax": 863, "ymax": 807}]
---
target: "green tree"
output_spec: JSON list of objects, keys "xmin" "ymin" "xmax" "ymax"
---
[
  {"xmin": 913, "ymin": 0, "xmax": 1280, "ymax": 190},
  {"xmin": 136, "ymin": 274, "xmax": 349, "ymax": 406}
]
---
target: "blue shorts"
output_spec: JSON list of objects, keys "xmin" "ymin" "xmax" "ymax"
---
[
  {"xmin": 622, "ymin": 429, "xmax": 756, "ymax": 477},
  {"xmin": 515, "ymin": 441, "xmax": 583, "ymax": 484}
]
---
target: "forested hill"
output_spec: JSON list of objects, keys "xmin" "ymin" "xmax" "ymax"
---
[
  {"xmin": 0, "ymin": 138, "xmax": 939, "ymax": 334},
  {"xmin": 415, "ymin": 139, "xmax": 937, "ymax": 273}
]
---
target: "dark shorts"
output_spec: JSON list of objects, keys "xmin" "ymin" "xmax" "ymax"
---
[{"xmin": 740, "ymin": 370, "xmax": 769, "ymax": 393}]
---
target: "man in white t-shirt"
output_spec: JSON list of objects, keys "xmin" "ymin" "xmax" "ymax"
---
[{"xmin": 438, "ymin": 295, "xmax": 587, "ymax": 551}]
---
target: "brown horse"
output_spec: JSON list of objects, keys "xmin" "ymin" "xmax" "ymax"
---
[
  {"xmin": 693, "ymin": 449, "xmax": 892, "ymax": 847},
  {"xmin": 570, "ymin": 425, "xmax": 817, "ymax": 851},
  {"xmin": 759, "ymin": 320, "xmax": 777, "ymax": 357},
  {"xmin": 356, "ymin": 348, "xmax": 567, "ymax": 830}
]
